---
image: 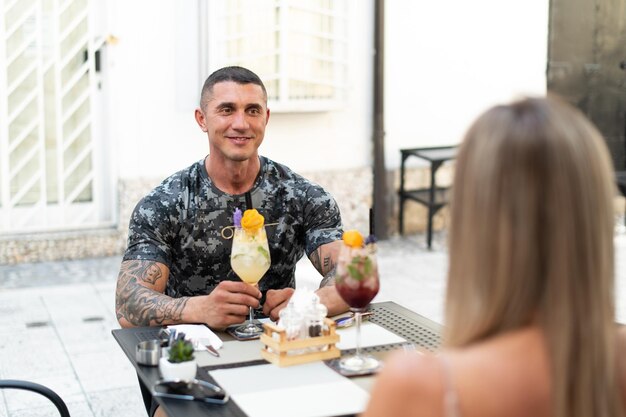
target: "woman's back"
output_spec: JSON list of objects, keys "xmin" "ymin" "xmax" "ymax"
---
[
  {"xmin": 363, "ymin": 326, "xmax": 550, "ymax": 417},
  {"xmin": 362, "ymin": 96, "xmax": 623, "ymax": 417},
  {"xmin": 364, "ymin": 326, "xmax": 626, "ymax": 417}
]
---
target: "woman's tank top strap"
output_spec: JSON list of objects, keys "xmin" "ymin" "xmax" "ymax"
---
[{"xmin": 438, "ymin": 354, "xmax": 462, "ymax": 417}]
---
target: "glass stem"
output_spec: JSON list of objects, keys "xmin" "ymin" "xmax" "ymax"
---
[
  {"xmin": 249, "ymin": 306, "xmax": 254, "ymax": 324},
  {"xmin": 355, "ymin": 311, "xmax": 362, "ymax": 358}
]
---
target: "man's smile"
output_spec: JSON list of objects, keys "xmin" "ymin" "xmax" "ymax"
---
[{"xmin": 227, "ymin": 136, "xmax": 253, "ymax": 144}]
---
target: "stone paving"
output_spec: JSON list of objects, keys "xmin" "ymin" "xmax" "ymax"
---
[{"xmin": 0, "ymin": 228, "xmax": 624, "ymax": 417}]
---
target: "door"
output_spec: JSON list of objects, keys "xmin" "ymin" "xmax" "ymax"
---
[
  {"xmin": 0, "ymin": 0, "xmax": 112, "ymax": 234},
  {"xmin": 547, "ymin": 0, "xmax": 626, "ymax": 171}
]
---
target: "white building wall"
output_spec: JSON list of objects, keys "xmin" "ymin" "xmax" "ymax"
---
[
  {"xmin": 385, "ymin": 0, "xmax": 550, "ymax": 169},
  {"xmin": 106, "ymin": 1, "xmax": 375, "ymax": 181},
  {"xmin": 0, "ymin": 0, "xmax": 554, "ymax": 263},
  {"xmin": 106, "ymin": 0, "xmax": 549, "ymax": 177},
  {"xmin": 106, "ymin": 1, "xmax": 207, "ymax": 181}
]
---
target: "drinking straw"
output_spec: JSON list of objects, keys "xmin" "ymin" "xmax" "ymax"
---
[
  {"xmin": 369, "ymin": 207, "xmax": 374, "ymax": 236},
  {"xmin": 245, "ymin": 192, "xmax": 253, "ymax": 210}
]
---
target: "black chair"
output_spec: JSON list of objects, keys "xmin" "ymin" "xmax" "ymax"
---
[
  {"xmin": 0, "ymin": 379, "xmax": 70, "ymax": 417},
  {"xmin": 617, "ymin": 172, "xmax": 626, "ymax": 225}
]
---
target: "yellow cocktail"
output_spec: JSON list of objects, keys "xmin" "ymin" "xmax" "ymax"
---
[
  {"xmin": 231, "ymin": 228, "xmax": 270, "ymax": 284},
  {"xmin": 230, "ymin": 209, "xmax": 271, "ymax": 337}
]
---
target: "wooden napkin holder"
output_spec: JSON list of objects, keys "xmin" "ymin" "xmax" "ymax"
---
[{"xmin": 260, "ymin": 318, "xmax": 341, "ymax": 366}]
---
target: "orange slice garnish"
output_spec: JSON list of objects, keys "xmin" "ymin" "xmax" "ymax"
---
[
  {"xmin": 342, "ymin": 230, "xmax": 364, "ymax": 248},
  {"xmin": 241, "ymin": 209, "xmax": 264, "ymax": 232}
]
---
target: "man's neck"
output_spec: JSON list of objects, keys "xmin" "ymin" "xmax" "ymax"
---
[{"xmin": 205, "ymin": 154, "xmax": 261, "ymax": 195}]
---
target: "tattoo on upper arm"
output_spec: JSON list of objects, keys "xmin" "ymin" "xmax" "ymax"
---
[
  {"xmin": 310, "ymin": 250, "xmax": 322, "ymax": 272},
  {"xmin": 140, "ymin": 263, "xmax": 162, "ymax": 284},
  {"xmin": 323, "ymin": 256, "xmax": 331, "ymax": 271},
  {"xmin": 115, "ymin": 260, "xmax": 187, "ymax": 327},
  {"xmin": 310, "ymin": 247, "xmax": 336, "ymax": 280}
]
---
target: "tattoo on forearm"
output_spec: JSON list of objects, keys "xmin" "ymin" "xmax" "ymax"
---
[{"xmin": 115, "ymin": 260, "xmax": 188, "ymax": 326}]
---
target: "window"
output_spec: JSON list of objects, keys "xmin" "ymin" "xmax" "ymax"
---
[{"xmin": 207, "ymin": 0, "xmax": 348, "ymax": 112}]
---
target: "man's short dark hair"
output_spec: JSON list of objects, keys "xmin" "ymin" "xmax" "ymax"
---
[{"xmin": 200, "ymin": 66, "xmax": 267, "ymax": 109}]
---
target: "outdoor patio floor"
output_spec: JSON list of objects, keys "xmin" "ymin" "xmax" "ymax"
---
[{"xmin": 0, "ymin": 228, "xmax": 625, "ymax": 417}]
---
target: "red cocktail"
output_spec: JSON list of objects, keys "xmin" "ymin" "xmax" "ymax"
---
[
  {"xmin": 335, "ymin": 230, "xmax": 380, "ymax": 373},
  {"xmin": 335, "ymin": 254, "xmax": 379, "ymax": 308}
]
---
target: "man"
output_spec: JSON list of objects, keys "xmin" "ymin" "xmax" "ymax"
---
[
  {"xmin": 116, "ymin": 65, "xmax": 347, "ymax": 328},
  {"xmin": 117, "ymin": 66, "xmax": 348, "ymax": 416}
]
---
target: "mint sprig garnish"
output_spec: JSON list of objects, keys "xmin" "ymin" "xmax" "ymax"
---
[{"xmin": 257, "ymin": 246, "xmax": 270, "ymax": 262}]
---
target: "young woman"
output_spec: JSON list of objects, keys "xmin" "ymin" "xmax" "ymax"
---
[{"xmin": 363, "ymin": 96, "xmax": 625, "ymax": 417}]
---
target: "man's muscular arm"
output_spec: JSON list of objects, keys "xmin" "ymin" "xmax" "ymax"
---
[
  {"xmin": 115, "ymin": 260, "xmax": 189, "ymax": 328},
  {"xmin": 116, "ymin": 259, "xmax": 262, "ymax": 329}
]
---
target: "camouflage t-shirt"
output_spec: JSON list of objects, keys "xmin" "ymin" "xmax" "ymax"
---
[{"xmin": 123, "ymin": 156, "xmax": 343, "ymax": 302}]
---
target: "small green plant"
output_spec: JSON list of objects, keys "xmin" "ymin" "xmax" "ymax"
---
[{"xmin": 168, "ymin": 338, "xmax": 195, "ymax": 363}]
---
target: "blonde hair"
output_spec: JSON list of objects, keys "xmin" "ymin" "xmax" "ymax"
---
[{"xmin": 445, "ymin": 96, "xmax": 620, "ymax": 417}]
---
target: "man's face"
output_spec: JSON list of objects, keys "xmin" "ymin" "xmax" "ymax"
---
[{"xmin": 196, "ymin": 81, "xmax": 270, "ymax": 163}]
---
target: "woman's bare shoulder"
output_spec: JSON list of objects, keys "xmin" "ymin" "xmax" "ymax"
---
[
  {"xmin": 363, "ymin": 328, "xmax": 550, "ymax": 417},
  {"xmin": 361, "ymin": 350, "xmax": 445, "ymax": 417},
  {"xmin": 452, "ymin": 327, "xmax": 551, "ymax": 417}
]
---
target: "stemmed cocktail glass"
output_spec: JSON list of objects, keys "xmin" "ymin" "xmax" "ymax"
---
[
  {"xmin": 230, "ymin": 209, "xmax": 271, "ymax": 337},
  {"xmin": 335, "ymin": 230, "xmax": 380, "ymax": 372}
]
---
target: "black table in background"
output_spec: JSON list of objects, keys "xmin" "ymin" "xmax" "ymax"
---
[{"xmin": 398, "ymin": 146, "xmax": 458, "ymax": 249}]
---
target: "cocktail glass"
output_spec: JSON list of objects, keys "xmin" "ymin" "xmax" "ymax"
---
[
  {"xmin": 335, "ymin": 241, "xmax": 380, "ymax": 372},
  {"xmin": 230, "ymin": 226, "xmax": 271, "ymax": 337}
]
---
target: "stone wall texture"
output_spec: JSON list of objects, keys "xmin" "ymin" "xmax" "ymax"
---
[
  {"xmin": 1, "ymin": 166, "xmax": 624, "ymax": 265},
  {"xmin": 0, "ymin": 168, "xmax": 379, "ymax": 265}
]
